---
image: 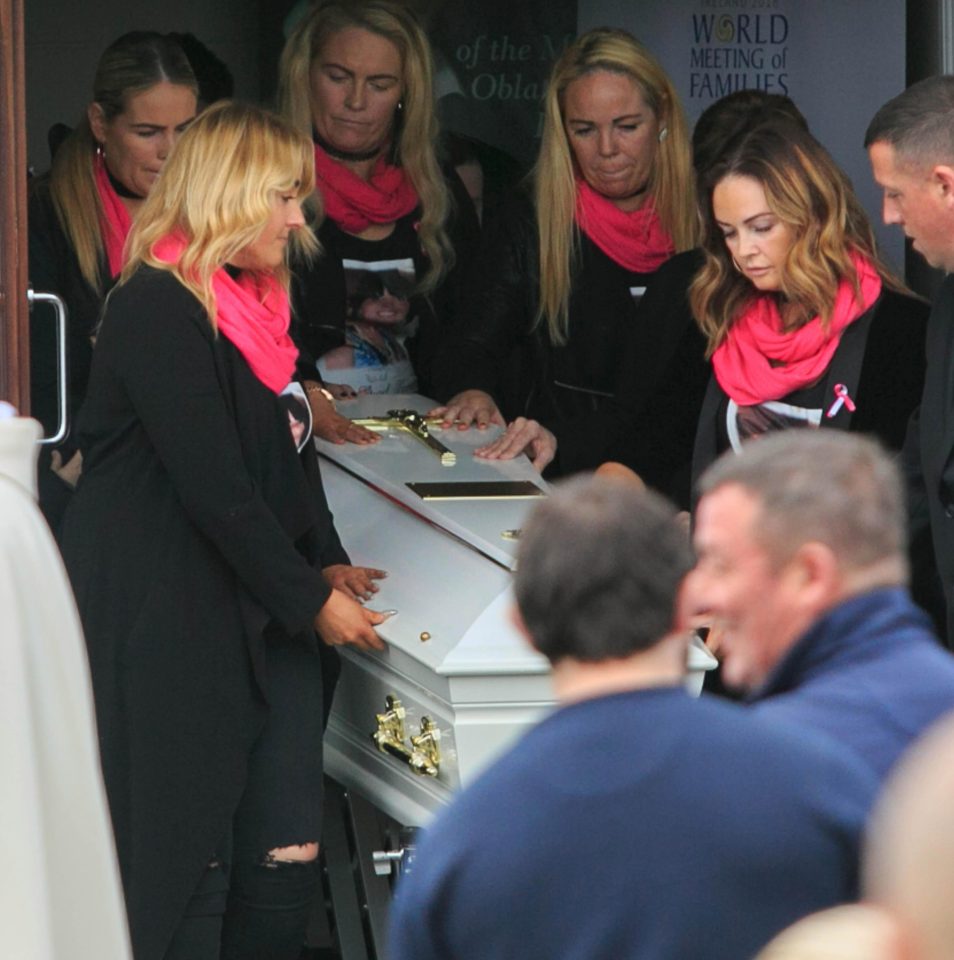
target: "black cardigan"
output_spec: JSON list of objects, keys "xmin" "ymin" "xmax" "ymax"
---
[
  {"xmin": 62, "ymin": 267, "xmax": 347, "ymax": 960},
  {"xmin": 435, "ymin": 192, "xmax": 710, "ymax": 504}
]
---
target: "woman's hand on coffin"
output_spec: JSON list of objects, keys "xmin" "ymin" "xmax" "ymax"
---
[
  {"xmin": 315, "ymin": 588, "xmax": 387, "ymax": 651},
  {"xmin": 429, "ymin": 389, "xmax": 505, "ymax": 430},
  {"xmin": 323, "ymin": 563, "xmax": 387, "ymax": 602},
  {"xmin": 474, "ymin": 417, "xmax": 557, "ymax": 471},
  {"xmin": 307, "ymin": 387, "xmax": 379, "ymax": 445}
]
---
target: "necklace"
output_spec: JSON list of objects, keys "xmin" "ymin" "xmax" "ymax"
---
[
  {"xmin": 313, "ymin": 129, "xmax": 382, "ymax": 163},
  {"xmin": 105, "ymin": 165, "xmax": 145, "ymax": 200}
]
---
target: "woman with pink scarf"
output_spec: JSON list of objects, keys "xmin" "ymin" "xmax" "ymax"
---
[
  {"xmin": 689, "ymin": 118, "xmax": 927, "ymax": 479},
  {"xmin": 29, "ymin": 32, "xmax": 197, "ymax": 533},
  {"xmin": 62, "ymin": 102, "xmax": 385, "ymax": 960},
  {"xmin": 432, "ymin": 29, "xmax": 709, "ymax": 497},
  {"xmin": 278, "ymin": 0, "xmax": 478, "ymax": 439}
]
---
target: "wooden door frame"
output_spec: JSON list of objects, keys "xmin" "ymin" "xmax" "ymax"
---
[{"xmin": 0, "ymin": 0, "xmax": 29, "ymax": 413}]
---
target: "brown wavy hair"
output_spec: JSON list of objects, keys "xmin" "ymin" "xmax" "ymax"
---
[{"xmin": 690, "ymin": 119, "xmax": 903, "ymax": 357}]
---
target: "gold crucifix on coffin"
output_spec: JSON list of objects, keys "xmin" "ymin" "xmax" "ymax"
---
[{"xmin": 351, "ymin": 409, "xmax": 457, "ymax": 465}]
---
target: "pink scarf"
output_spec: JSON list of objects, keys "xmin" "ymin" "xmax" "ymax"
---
[
  {"xmin": 712, "ymin": 253, "xmax": 883, "ymax": 405},
  {"xmin": 313, "ymin": 143, "xmax": 419, "ymax": 235},
  {"xmin": 153, "ymin": 234, "xmax": 298, "ymax": 394},
  {"xmin": 94, "ymin": 153, "xmax": 133, "ymax": 279},
  {"xmin": 574, "ymin": 178, "xmax": 675, "ymax": 273}
]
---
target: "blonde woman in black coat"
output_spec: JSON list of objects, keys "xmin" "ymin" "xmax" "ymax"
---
[{"xmin": 63, "ymin": 102, "xmax": 386, "ymax": 960}]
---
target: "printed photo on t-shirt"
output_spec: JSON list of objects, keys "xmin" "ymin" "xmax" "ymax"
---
[
  {"xmin": 280, "ymin": 381, "xmax": 314, "ymax": 454},
  {"xmin": 726, "ymin": 398, "xmax": 823, "ymax": 453},
  {"xmin": 317, "ymin": 257, "xmax": 419, "ymax": 396}
]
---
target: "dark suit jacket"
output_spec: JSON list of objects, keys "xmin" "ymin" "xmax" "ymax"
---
[
  {"xmin": 906, "ymin": 275, "xmax": 954, "ymax": 642},
  {"xmin": 62, "ymin": 267, "xmax": 347, "ymax": 960}
]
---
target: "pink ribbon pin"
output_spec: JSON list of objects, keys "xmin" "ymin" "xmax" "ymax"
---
[{"xmin": 826, "ymin": 383, "xmax": 856, "ymax": 418}]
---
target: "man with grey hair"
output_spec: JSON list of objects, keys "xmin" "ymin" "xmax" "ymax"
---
[
  {"xmin": 866, "ymin": 76, "xmax": 954, "ymax": 643},
  {"xmin": 685, "ymin": 431, "xmax": 954, "ymax": 783},
  {"xmin": 389, "ymin": 474, "xmax": 876, "ymax": 960}
]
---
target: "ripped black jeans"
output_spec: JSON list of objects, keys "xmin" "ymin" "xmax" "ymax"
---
[{"xmin": 164, "ymin": 641, "xmax": 340, "ymax": 960}]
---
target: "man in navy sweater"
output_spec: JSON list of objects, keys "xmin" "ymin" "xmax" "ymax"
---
[
  {"xmin": 389, "ymin": 474, "xmax": 875, "ymax": 960},
  {"xmin": 687, "ymin": 431, "xmax": 954, "ymax": 784}
]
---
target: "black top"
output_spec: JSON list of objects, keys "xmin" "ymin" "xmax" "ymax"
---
[
  {"xmin": 693, "ymin": 287, "xmax": 930, "ymax": 485},
  {"xmin": 435, "ymin": 191, "xmax": 710, "ymax": 503},
  {"xmin": 714, "ymin": 377, "xmax": 829, "ymax": 453},
  {"xmin": 62, "ymin": 266, "xmax": 347, "ymax": 960},
  {"xmin": 290, "ymin": 168, "xmax": 480, "ymax": 398}
]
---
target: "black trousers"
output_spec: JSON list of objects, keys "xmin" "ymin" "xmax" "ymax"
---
[{"xmin": 164, "ymin": 640, "xmax": 335, "ymax": 960}]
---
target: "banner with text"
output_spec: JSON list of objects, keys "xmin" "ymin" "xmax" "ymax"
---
[
  {"xmin": 578, "ymin": 0, "xmax": 906, "ymax": 266},
  {"xmin": 429, "ymin": 0, "xmax": 576, "ymax": 168}
]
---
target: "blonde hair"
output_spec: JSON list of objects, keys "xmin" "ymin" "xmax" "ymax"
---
[
  {"xmin": 690, "ymin": 119, "xmax": 904, "ymax": 357},
  {"xmin": 48, "ymin": 31, "xmax": 197, "ymax": 294},
  {"xmin": 122, "ymin": 101, "xmax": 319, "ymax": 325},
  {"xmin": 278, "ymin": 0, "xmax": 452, "ymax": 293},
  {"xmin": 534, "ymin": 28, "xmax": 697, "ymax": 346}
]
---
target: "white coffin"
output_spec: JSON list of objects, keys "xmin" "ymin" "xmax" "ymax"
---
[{"xmin": 318, "ymin": 394, "xmax": 716, "ymax": 827}]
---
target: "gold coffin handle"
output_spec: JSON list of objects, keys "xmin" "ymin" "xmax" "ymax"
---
[{"xmin": 371, "ymin": 695, "xmax": 441, "ymax": 778}]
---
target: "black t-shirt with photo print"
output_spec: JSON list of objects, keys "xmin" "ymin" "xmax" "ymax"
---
[{"xmin": 715, "ymin": 376, "xmax": 830, "ymax": 456}]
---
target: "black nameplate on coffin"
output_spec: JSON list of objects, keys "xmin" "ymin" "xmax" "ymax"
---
[{"xmin": 406, "ymin": 481, "xmax": 546, "ymax": 501}]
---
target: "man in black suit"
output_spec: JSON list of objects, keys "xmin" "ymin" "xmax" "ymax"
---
[{"xmin": 867, "ymin": 76, "xmax": 954, "ymax": 645}]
